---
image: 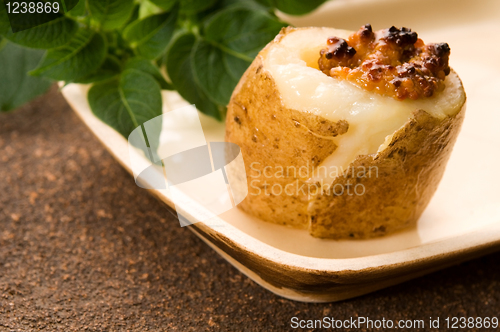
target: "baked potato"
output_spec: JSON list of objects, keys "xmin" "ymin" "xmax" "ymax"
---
[{"xmin": 225, "ymin": 25, "xmax": 466, "ymax": 239}]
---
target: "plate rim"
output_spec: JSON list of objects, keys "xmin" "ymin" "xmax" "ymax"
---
[
  {"xmin": 59, "ymin": 0, "xmax": 500, "ymax": 298},
  {"xmin": 61, "ymin": 84, "xmax": 500, "ymax": 276}
]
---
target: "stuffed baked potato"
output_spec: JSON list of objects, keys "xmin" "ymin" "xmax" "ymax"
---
[{"xmin": 225, "ymin": 25, "xmax": 466, "ymax": 239}]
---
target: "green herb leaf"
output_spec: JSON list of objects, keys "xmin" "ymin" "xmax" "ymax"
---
[
  {"xmin": 271, "ymin": 0, "xmax": 327, "ymax": 15},
  {"xmin": 66, "ymin": 0, "xmax": 87, "ymax": 17},
  {"xmin": 88, "ymin": 69, "xmax": 162, "ymax": 144},
  {"xmin": 3, "ymin": 16, "xmax": 78, "ymax": 49},
  {"xmin": 0, "ymin": 42, "xmax": 52, "ymax": 112},
  {"xmin": 166, "ymin": 32, "xmax": 222, "ymax": 120},
  {"xmin": 125, "ymin": 57, "xmax": 173, "ymax": 90},
  {"xmin": 122, "ymin": 4, "xmax": 140, "ymax": 29},
  {"xmin": 139, "ymin": 1, "xmax": 164, "ymax": 18},
  {"xmin": 180, "ymin": 0, "xmax": 217, "ymax": 14},
  {"xmin": 74, "ymin": 55, "xmax": 121, "ymax": 84},
  {"xmin": 0, "ymin": 4, "xmax": 10, "ymax": 35},
  {"xmin": 61, "ymin": 0, "xmax": 81, "ymax": 12},
  {"xmin": 30, "ymin": 28, "xmax": 107, "ymax": 82},
  {"xmin": 88, "ymin": 0, "xmax": 135, "ymax": 31},
  {"xmin": 123, "ymin": 11, "xmax": 177, "ymax": 60},
  {"xmin": 203, "ymin": 3, "xmax": 286, "ymax": 58},
  {"xmin": 192, "ymin": 4, "xmax": 286, "ymax": 106},
  {"xmin": 148, "ymin": 0, "xmax": 177, "ymax": 12},
  {"xmin": 191, "ymin": 41, "xmax": 246, "ymax": 106},
  {"xmin": 5, "ymin": 1, "xmax": 79, "ymax": 33}
]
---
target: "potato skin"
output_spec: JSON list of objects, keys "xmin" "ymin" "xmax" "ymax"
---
[
  {"xmin": 309, "ymin": 107, "xmax": 465, "ymax": 239},
  {"xmin": 226, "ymin": 53, "xmax": 349, "ymax": 229},
  {"xmin": 225, "ymin": 27, "xmax": 466, "ymax": 239}
]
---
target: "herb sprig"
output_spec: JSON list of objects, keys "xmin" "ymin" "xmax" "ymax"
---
[{"xmin": 0, "ymin": 0, "xmax": 327, "ymax": 139}]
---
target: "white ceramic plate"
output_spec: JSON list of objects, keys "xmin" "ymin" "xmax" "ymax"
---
[{"xmin": 61, "ymin": 0, "xmax": 500, "ymax": 302}]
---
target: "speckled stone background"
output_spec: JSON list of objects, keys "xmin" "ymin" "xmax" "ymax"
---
[{"xmin": 0, "ymin": 86, "xmax": 499, "ymax": 331}]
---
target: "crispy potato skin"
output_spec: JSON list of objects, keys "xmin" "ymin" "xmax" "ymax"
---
[
  {"xmin": 309, "ymin": 106, "xmax": 465, "ymax": 238},
  {"xmin": 225, "ymin": 28, "xmax": 466, "ymax": 239}
]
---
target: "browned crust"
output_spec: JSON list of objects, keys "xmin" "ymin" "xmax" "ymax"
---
[{"xmin": 225, "ymin": 27, "xmax": 466, "ymax": 239}]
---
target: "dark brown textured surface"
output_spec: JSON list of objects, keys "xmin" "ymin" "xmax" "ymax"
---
[{"xmin": 0, "ymin": 86, "xmax": 499, "ymax": 331}]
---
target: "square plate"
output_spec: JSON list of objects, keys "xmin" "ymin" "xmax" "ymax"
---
[{"xmin": 61, "ymin": 0, "xmax": 500, "ymax": 302}]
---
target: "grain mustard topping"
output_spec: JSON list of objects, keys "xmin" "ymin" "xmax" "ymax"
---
[{"xmin": 318, "ymin": 24, "xmax": 451, "ymax": 100}]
